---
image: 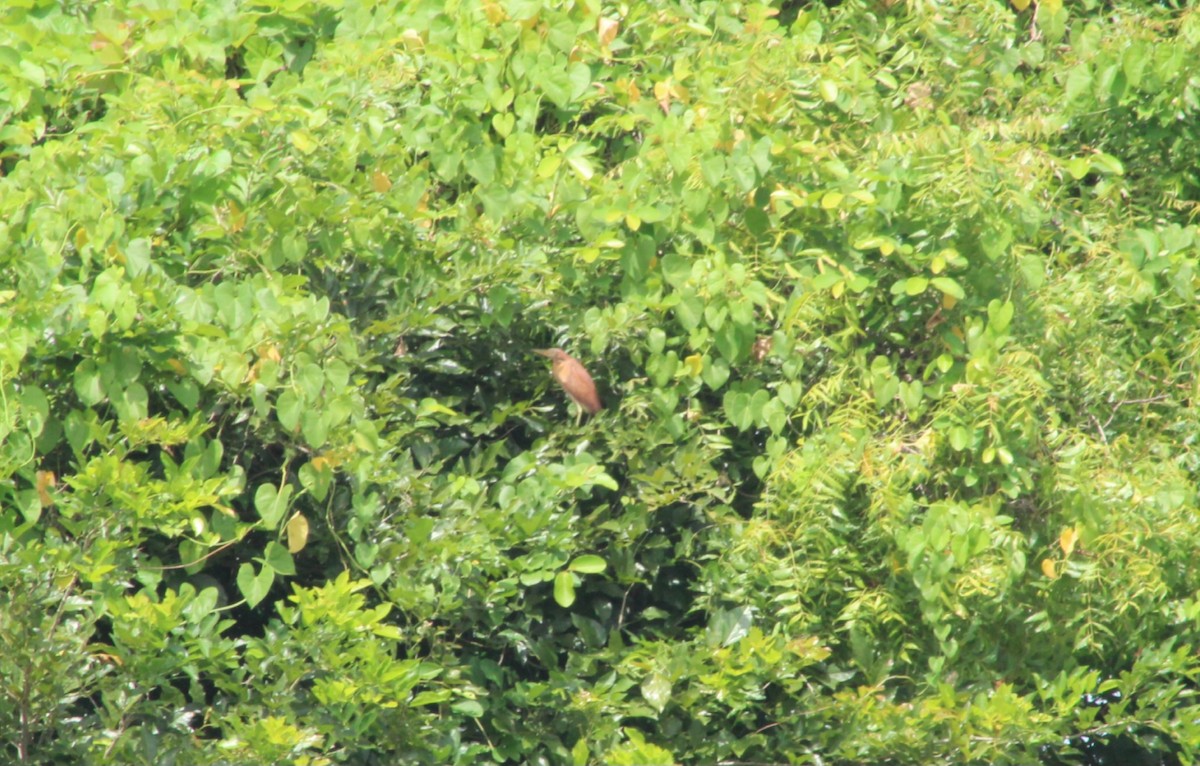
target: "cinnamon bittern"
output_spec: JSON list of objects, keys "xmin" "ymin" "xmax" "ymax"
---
[{"xmin": 535, "ymin": 348, "xmax": 602, "ymax": 420}]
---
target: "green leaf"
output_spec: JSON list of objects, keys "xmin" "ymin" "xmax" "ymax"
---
[
  {"xmin": 572, "ymin": 738, "xmax": 590, "ymax": 766},
  {"xmin": 949, "ymin": 426, "xmax": 973, "ymax": 451},
  {"xmin": 661, "ymin": 252, "xmax": 692, "ymax": 287},
  {"xmin": 73, "ymin": 361, "xmax": 104, "ymax": 406},
  {"xmin": 930, "ymin": 277, "xmax": 965, "ymax": 300},
  {"xmin": 492, "ymin": 111, "xmax": 514, "ymax": 138},
  {"xmin": 988, "ymin": 299, "xmax": 1014, "ymax": 333},
  {"xmin": 1065, "ymin": 65, "xmax": 1093, "ymax": 102},
  {"xmin": 289, "ymin": 129, "xmax": 318, "ymax": 154},
  {"xmin": 236, "ymin": 563, "xmax": 274, "ymax": 608},
  {"xmin": 255, "ymin": 483, "xmax": 293, "ymax": 527},
  {"xmin": 641, "ymin": 674, "xmax": 672, "ymax": 714},
  {"xmin": 125, "ymin": 238, "xmax": 151, "ymax": 277},
  {"xmin": 647, "ymin": 327, "xmax": 667, "ymax": 354},
  {"xmin": 568, "ymin": 555, "xmax": 607, "ymax": 574},
  {"xmin": 1064, "ymin": 156, "xmax": 1091, "ymax": 180},
  {"xmin": 904, "ymin": 277, "xmax": 929, "ymax": 296},
  {"xmin": 1090, "ymin": 152, "xmax": 1124, "ymax": 175},
  {"xmin": 277, "ymin": 389, "xmax": 302, "ymax": 432},
  {"xmin": 706, "ymin": 606, "xmax": 753, "ymax": 647},
  {"xmin": 675, "ymin": 293, "xmax": 704, "ymax": 330},
  {"xmin": 302, "ymin": 410, "xmax": 329, "ymax": 448},
  {"xmin": 264, "ymin": 541, "xmax": 296, "ymax": 576},
  {"xmin": 715, "ymin": 321, "xmax": 753, "ymax": 364},
  {"xmin": 723, "ymin": 390, "xmax": 750, "ymax": 431},
  {"xmin": 451, "ymin": 699, "xmax": 484, "ymax": 717},
  {"xmin": 554, "ymin": 571, "xmax": 576, "ymax": 607},
  {"xmin": 702, "ymin": 356, "xmax": 730, "ymax": 390},
  {"xmin": 114, "ymin": 383, "xmax": 148, "ymax": 420}
]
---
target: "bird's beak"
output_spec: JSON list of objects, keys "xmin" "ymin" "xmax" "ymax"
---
[{"xmin": 533, "ymin": 349, "xmax": 553, "ymax": 358}]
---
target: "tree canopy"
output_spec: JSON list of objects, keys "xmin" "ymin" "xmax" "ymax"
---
[{"xmin": 4, "ymin": 0, "xmax": 1200, "ymax": 764}]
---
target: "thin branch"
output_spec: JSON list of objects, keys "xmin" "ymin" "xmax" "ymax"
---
[
  {"xmin": 144, "ymin": 538, "xmax": 240, "ymax": 571},
  {"xmin": 1100, "ymin": 393, "xmax": 1170, "ymax": 430}
]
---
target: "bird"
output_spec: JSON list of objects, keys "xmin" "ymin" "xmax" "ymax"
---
[{"xmin": 534, "ymin": 348, "xmax": 602, "ymax": 420}]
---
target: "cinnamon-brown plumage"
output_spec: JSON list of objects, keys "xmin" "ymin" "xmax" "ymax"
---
[{"xmin": 534, "ymin": 348, "xmax": 602, "ymax": 415}]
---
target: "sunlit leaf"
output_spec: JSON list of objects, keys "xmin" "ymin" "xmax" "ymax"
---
[
  {"xmin": 554, "ymin": 571, "xmax": 576, "ymax": 607},
  {"xmin": 1059, "ymin": 527, "xmax": 1078, "ymax": 557}
]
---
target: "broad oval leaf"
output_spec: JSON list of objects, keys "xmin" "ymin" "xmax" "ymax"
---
[
  {"xmin": 554, "ymin": 571, "xmax": 577, "ymax": 607},
  {"xmin": 568, "ymin": 555, "xmax": 607, "ymax": 574}
]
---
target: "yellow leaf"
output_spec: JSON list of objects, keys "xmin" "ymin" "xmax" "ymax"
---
[
  {"xmin": 683, "ymin": 354, "xmax": 703, "ymax": 377},
  {"xmin": 1059, "ymin": 526, "xmax": 1078, "ymax": 557},
  {"xmin": 482, "ymin": 0, "xmax": 506, "ymax": 24},
  {"xmin": 286, "ymin": 512, "xmax": 309, "ymax": 553},
  {"xmin": 36, "ymin": 470, "xmax": 55, "ymax": 507},
  {"xmin": 1041, "ymin": 558, "xmax": 1057, "ymax": 579},
  {"xmin": 259, "ymin": 343, "xmax": 282, "ymax": 364},
  {"xmin": 598, "ymin": 17, "xmax": 619, "ymax": 47},
  {"xmin": 1010, "ymin": 0, "xmax": 1031, "ymax": 10},
  {"xmin": 371, "ymin": 170, "xmax": 392, "ymax": 193},
  {"xmin": 654, "ymin": 81, "xmax": 672, "ymax": 113}
]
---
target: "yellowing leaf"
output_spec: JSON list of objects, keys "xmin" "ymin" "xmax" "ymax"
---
[
  {"xmin": 36, "ymin": 470, "xmax": 55, "ymax": 507},
  {"xmin": 1011, "ymin": 0, "xmax": 1031, "ymax": 10},
  {"xmin": 654, "ymin": 81, "xmax": 672, "ymax": 113},
  {"xmin": 1059, "ymin": 526, "xmax": 1078, "ymax": 557},
  {"xmin": 259, "ymin": 343, "xmax": 282, "ymax": 364},
  {"xmin": 1041, "ymin": 558, "xmax": 1057, "ymax": 579},
  {"xmin": 684, "ymin": 354, "xmax": 703, "ymax": 376},
  {"xmin": 371, "ymin": 170, "xmax": 392, "ymax": 193},
  {"xmin": 598, "ymin": 17, "xmax": 619, "ymax": 47},
  {"xmin": 482, "ymin": 0, "xmax": 506, "ymax": 24},
  {"xmin": 286, "ymin": 512, "xmax": 310, "ymax": 553}
]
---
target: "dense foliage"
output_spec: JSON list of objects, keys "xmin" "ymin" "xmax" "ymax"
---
[{"xmin": 4, "ymin": 0, "xmax": 1200, "ymax": 763}]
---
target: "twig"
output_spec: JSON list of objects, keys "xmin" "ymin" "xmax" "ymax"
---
[
  {"xmin": 1100, "ymin": 393, "xmax": 1170, "ymax": 430},
  {"xmin": 144, "ymin": 538, "xmax": 240, "ymax": 571}
]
